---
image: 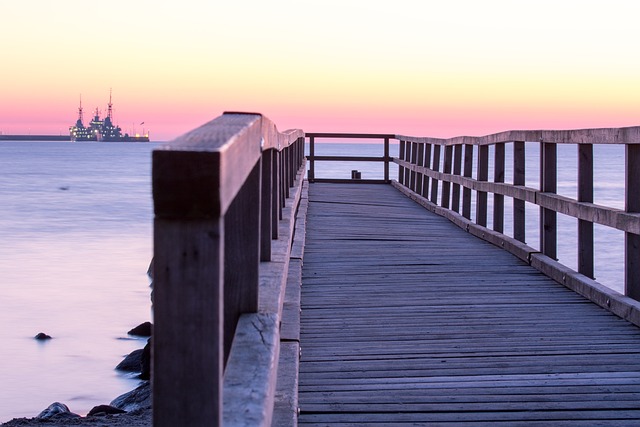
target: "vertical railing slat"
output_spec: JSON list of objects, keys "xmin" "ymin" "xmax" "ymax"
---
[
  {"xmin": 430, "ymin": 145, "xmax": 441, "ymax": 204},
  {"xmin": 493, "ymin": 143, "xmax": 505, "ymax": 233},
  {"xmin": 513, "ymin": 141, "xmax": 526, "ymax": 243},
  {"xmin": 410, "ymin": 142, "xmax": 417, "ymax": 191},
  {"xmin": 384, "ymin": 137, "xmax": 390, "ymax": 183},
  {"xmin": 442, "ymin": 145, "xmax": 453, "ymax": 209},
  {"xmin": 416, "ymin": 142, "xmax": 424, "ymax": 195},
  {"xmin": 260, "ymin": 150, "xmax": 273, "ymax": 262},
  {"xmin": 423, "ymin": 143, "xmax": 432, "ymax": 199},
  {"xmin": 626, "ymin": 144, "xmax": 640, "ymax": 299},
  {"xmin": 462, "ymin": 144, "xmax": 473, "ymax": 220},
  {"xmin": 404, "ymin": 141, "xmax": 411, "ymax": 185},
  {"xmin": 451, "ymin": 144, "xmax": 463, "ymax": 213},
  {"xmin": 476, "ymin": 145, "xmax": 489, "ymax": 227},
  {"xmin": 272, "ymin": 150, "xmax": 281, "ymax": 234},
  {"xmin": 308, "ymin": 136, "xmax": 315, "ymax": 182},
  {"xmin": 223, "ymin": 162, "xmax": 261, "ymax": 362},
  {"xmin": 398, "ymin": 140, "xmax": 406, "ymax": 185},
  {"xmin": 540, "ymin": 141, "xmax": 558, "ymax": 260},
  {"xmin": 578, "ymin": 144, "xmax": 594, "ymax": 279}
]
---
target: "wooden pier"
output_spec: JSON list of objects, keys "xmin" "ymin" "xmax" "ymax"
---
[
  {"xmin": 299, "ymin": 183, "xmax": 640, "ymax": 426},
  {"xmin": 151, "ymin": 113, "xmax": 640, "ymax": 426}
]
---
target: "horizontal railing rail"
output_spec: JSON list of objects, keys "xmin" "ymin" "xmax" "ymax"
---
[
  {"xmin": 152, "ymin": 112, "xmax": 305, "ymax": 426},
  {"xmin": 392, "ymin": 125, "xmax": 640, "ymax": 324},
  {"xmin": 306, "ymin": 132, "xmax": 394, "ymax": 183}
]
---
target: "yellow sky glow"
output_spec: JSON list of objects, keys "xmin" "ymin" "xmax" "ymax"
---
[{"xmin": 1, "ymin": 0, "xmax": 639, "ymax": 140}]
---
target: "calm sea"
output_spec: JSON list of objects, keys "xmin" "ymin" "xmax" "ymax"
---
[
  {"xmin": 0, "ymin": 141, "xmax": 156, "ymax": 422},
  {"xmin": 0, "ymin": 140, "xmax": 627, "ymax": 422}
]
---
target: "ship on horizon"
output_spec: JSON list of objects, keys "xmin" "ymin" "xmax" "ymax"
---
[{"xmin": 69, "ymin": 91, "xmax": 150, "ymax": 142}]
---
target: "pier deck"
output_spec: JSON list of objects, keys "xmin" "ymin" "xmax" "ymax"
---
[{"xmin": 298, "ymin": 183, "xmax": 640, "ymax": 426}]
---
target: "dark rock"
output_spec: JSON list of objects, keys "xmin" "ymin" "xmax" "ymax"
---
[
  {"xmin": 128, "ymin": 321, "xmax": 152, "ymax": 337},
  {"xmin": 36, "ymin": 402, "xmax": 80, "ymax": 419},
  {"xmin": 87, "ymin": 404, "xmax": 126, "ymax": 416},
  {"xmin": 110, "ymin": 381, "xmax": 151, "ymax": 412},
  {"xmin": 116, "ymin": 349, "xmax": 144, "ymax": 372},
  {"xmin": 140, "ymin": 338, "xmax": 151, "ymax": 380},
  {"xmin": 34, "ymin": 332, "xmax": 51, "ymax": 340}
]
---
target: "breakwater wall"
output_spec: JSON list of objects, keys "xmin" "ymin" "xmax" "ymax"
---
[{"xmin": 0, "ymin": 135, "xmax": 70, "ymax": 141}]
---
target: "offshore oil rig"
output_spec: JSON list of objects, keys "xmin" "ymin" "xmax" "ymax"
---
[{"xmin": 69, "ymin": 91, "xmax": 150, "ymax": 142}]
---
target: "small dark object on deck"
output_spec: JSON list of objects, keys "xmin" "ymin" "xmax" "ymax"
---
[
  {"xmin": 128, "ymin": 321, "xmax": 152, "ymax": 337},
  {"xmin": 351, "ymin": 170, "xmax": 361, "ymax": 180},
  {"xmin": 87, "ymin": 404, "xmax": 126, "ymax": 416},
  {"xmin": 34, "ymin": 332, "xmax": 51, "ymax": 340}
]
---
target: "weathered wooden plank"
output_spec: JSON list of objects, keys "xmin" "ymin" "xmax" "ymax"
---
[
  {"xmin": 223, "ymin": 313, "xmax": 280, "ymax": 427},
  {"xmin": 271, "ymin": 342, "xmax": 300, "ymax": 427}
]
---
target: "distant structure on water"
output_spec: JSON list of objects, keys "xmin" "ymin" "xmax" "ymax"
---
[{"xmin": 69, "ymin": 91, "xmax": 150, "ymax": 142}]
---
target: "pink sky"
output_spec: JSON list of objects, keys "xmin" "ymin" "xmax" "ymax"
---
[{"xmin": 1, "ymin": 1, "xmax": 639, "ymax": 141}]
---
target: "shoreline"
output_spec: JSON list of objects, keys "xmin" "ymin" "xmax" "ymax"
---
[
  {"xmin": 1, "ymin": 324, "xmax": 152, "ymax": 427},
  {"xmin": 1, "ymin": 407, "xmax": 151, "ymax": 426}
]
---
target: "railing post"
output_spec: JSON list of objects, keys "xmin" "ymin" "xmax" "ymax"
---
[
  {"xmin": 441, "ymin": 145, "xmax": 453, "ymax": 209},
  {"xmin": 384, "ymin": 137, "xmax": 390, "ymax": 183},
  {"xmin": 261, "ymin": 149, "xmax": 273, "ymax": 261},
  {"xmin": 308, "ymin": 136, "xmax": 315, "ymax": 182},
  {"xmin": 513, "ymin": 141, "xmax": 526, "ymax": 243},
  {"xmin": 462, "ymin": 144, "xmax": 473, "ymax": 219},
  {"xmin": 152, "ymin": 114, "xmax": 266, "ymax": 427},
  {"xmin": 626, "ymin": 144, "xmax": 640, "ymax": 299},
  {"xmin": 273, "ymin": 149, "xmax": 282, "ymax": 228},
  {"xmin": 430, "ymin": 144, "xmax": 441, "ymax": 204},
  {"xmin": 154, "ymin": 213, "xmax": 224, "ymax": 426},
  {"xmin": 451, "ymin": 144, "xmax": 463, "ymax": 213},
  {"xmin": 410, "ymin": 142, "xmax": 418, "ymax": 191},
  {"xmin": 422, "ymin": 144, "xmax": 432, "ymax": 199},
  {"xmin": 223, "ymin": 161, "xmax": 261, "ymax": 362},
  {"xmin": 416, "ymin": 143, "xmax": 425, "ymax": 195},
  {"xmin": 404, "ymin": 141, "xmax": 411, "ymax": 185},
  {"xmin": 283, "ymin": 147, "xmax": 291, "ymax": 199},
  {"xmin": 476, "ymin": 145, "xmax": 489, "ymax": 227},
  {"xmin": 289, "ymin": 143, "xmax": 295, "ymax": 187},
  {"xmin": 540, "ymin": 140, "xmax": 557, "ymax": 259},
  {"xmin": 578, "ymin": 144, "xmax": 594, "ymax": 279},
  {"xmin": 398, "ymin": 140, "xmax": 406, "ymax": 184},
  {"xmin": 280, "ymin": 148, "xmax": 286, "ymax": 209},
  {"xmin": 493, "ymin": 143, "xmax": 505, "ymax": 233}
]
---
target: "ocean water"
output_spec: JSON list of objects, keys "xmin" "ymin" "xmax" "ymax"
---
[
  {"xmin": 0, "ymin": 141, "xmax": 156, "ymax": 422},
  {"xmin": 0, "ymin": 139, "xmax": 627, "ymax": 422}
]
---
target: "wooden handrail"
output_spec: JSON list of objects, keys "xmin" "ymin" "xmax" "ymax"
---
[
  {"xmin": 396, "ymin": 125, "xmax": 640, "ymax": 146},
  {"xmin": 152, "ymin": 112, "xmax": 305, "ymax": 426},
  {"xmin": 392, "ymin": 125, "xmax": 640, "ymax": 324},
  {"xmin": 304, "ymin": 125, "xmax": 640, "ymax": 323},
  {"xmin": 306, "ymin": 133, "xmax": 392, "ymax": 183}
]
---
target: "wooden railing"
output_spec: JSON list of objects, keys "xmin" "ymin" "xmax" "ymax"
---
[
  {"xmin": 152, "ymin": 112, "xmax": 305, "ymax": 426},
  {"xmin": 304, "ymin": 127, "xmax": 640, "ymax": 323},
  {"xmin": 306, "ymin": 132, "xmax": 394, "ymax": 183},
  {"xmin": 392, "ymin": 127, "xmax": 640, "ymax": 324}
]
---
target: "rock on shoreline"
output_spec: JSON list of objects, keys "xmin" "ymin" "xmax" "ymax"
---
[
  {"xmin": 1, "ymin": 323, "xmax": 153, "ymax": 427},
  {"xmin": 1, "ymin": 383, "xmax": 152, "ymax": 427}
]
